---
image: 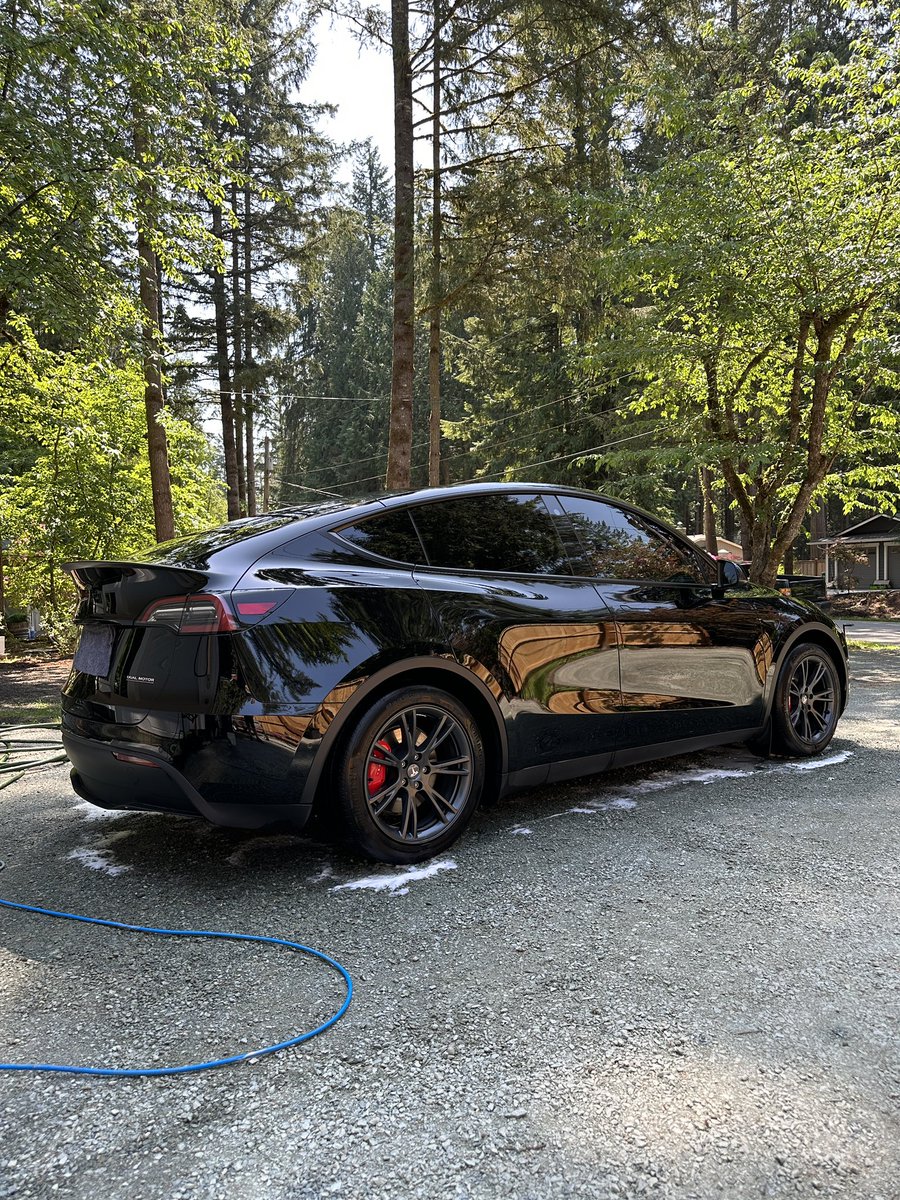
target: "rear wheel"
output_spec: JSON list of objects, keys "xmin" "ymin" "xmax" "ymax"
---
[
  {"xmin": 335, "ymin": 687, "xmax": 485, "ymax": 864},
  {"xmin": 770, "ymin": 643, "xmax": 840, "ymax": 756}
]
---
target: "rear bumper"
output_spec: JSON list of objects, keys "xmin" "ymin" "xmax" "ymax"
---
[{"xmin": 62, "ymin": 729, "xmax": 312, "ymax": 831}]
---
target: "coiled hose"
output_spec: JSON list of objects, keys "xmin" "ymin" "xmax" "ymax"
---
[{"xmin": 0, "ymin": 723, "xmax": 353, "ymax": 1077}]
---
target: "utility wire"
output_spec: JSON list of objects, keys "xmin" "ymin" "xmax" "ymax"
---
[
  {"xmin": 291, "ymin": 424, "xmax": 664, "ymax": 496},
  {"xmin": 279, "ymin": 481, "xmax": 346, "ymax": 500},
  {"xmin": 456, "ymin": 428, "xmax": 663, "ymax": 483},
  {"xmin": 186, "ymin": 389, "xmax": 389, "ymax": 404},
  {"xmin": 294, "ymin": 389, "xmax": 646, "ymax": 483}
]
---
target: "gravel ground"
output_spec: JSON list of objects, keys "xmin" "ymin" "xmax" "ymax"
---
[{"xmin": 0, "ymin": 651, "xmax": 898, "ymax": 1200}]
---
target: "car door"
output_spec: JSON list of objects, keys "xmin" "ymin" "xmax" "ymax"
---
[
  {"xmin": 553, "ymin": 494, "xmax": 773, "ymax": 755},
  {"xmin": 407, "ymin": 491, "xmax": 622, "ymax": 786}
]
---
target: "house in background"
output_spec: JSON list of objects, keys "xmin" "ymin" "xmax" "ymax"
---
[
  {"xmin": 687, "ymin": 534, "xmax": 744, "ymax": 560},
  {"xmin": 813, "ymin": 514, "xmax": 900, "ymax": 590}
]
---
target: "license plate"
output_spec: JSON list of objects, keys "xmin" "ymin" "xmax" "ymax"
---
[{"xmin": 73, "ymin": 623, "xmax": 116, "ymax": 678}]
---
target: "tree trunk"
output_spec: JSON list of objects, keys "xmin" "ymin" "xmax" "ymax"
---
[
  {"xmin": 263, "ymin": 436, "xmax": 271, "ymax": 512},
  {"xmin": 245, "ymin": 403, "xmax": 256, "ymax": 515},
  {"xmin": 386, "ymin": 0, "xmax": 415, "ymax": 491},
  {"xmin": 243, "ymin": 179, "xmax": 257, "ymax": 516},
  {"xmin": 211, "ymin": 202, "xmax": 240, "ymax": 519},
  {"xmin": 700, "ymin": 467, "xmax": 718, "ymax": 555},
  {"xmin": 722, "ymin": 485, "xmax": 736, "ymax": 542},
  {"xmin": 739, "ymin": 511, "xmax": 752, "ymax": 561},
  {"xmin": 761, "ymin": 317, "xmax": 846, "ymax": 584},
  {"xmin": 427, "ymin": 0, "xmax": 441, "ymax": 488},
  {"xmin": 132, "ymin": 110, "xmax": 175, "ymax": 543},
  {"xmin": 230, "ymin": 179, "xmax": 246, "ymax": 514}
]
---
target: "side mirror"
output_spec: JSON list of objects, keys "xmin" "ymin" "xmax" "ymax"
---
[{"xmin": 716, "ymin": 558, "xmax": 745, "ymax": 590}]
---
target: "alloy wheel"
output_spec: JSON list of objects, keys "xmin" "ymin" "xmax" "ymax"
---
[
  {"xmin": 787, "ymin": 652, "xmax": 837, "ymax": 747},
  {"xmin": 364, "ymin": 705, "xmax": 473, "ymax": 845}
]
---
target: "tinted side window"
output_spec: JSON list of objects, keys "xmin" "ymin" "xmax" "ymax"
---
[
  {"xmin": 557, "ymin": 496, "xmax": 716, "ymax": 584},
  {"xmin": 412, "ymin": 494, "xmax": 571, "ymax": 575},
  {"xmin": 334, "ymin": 510, "xmax": 424, "ymax": 564}
]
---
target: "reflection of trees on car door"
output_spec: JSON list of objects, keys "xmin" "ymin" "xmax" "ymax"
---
[{"xmin": 553, "ymin": 495, "xmax": 782, "ymax": 750}]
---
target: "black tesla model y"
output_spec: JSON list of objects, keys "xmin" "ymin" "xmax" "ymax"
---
[{"xmin": 62, "ymin": 484, "xmax": 848, "ymax": 863}]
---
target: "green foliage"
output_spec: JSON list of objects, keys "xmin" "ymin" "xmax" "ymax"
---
[
  {"xmin": 0, "ymin": 0, "xmax": 250, "ymax": 345},
  {"xmin": 0, "ymin": 324, "xmax": 225, "ymax": 645},
  {"xmin": 578, "ymin": 7, "xmax": 900, "ymax": 581}
]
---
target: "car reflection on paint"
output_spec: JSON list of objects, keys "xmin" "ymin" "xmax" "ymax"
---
[{"xmin": 61, "ymin": 483, "xmax": 848, "ymax": 864}]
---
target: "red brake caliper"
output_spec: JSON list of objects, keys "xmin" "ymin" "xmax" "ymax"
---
[{"xmin": 367, "ymin": 739, "xmax": 393, "ymax": 795}]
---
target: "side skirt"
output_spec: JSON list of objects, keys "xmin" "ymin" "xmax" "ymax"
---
[{"xmin": 501, "ymin": 727, "xmax": 763, "ymax": 796}]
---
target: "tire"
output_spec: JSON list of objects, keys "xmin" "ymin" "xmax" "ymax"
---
[
  {"xmin": 335, "ymin": 687, "xmax": 486, "ymax": 864},
  {"xmin": 769, "ymin": 643, "xmax": 841, "ymax": 757}
]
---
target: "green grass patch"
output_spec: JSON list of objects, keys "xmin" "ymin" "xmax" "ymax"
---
[
  {"xmin": 846, "ymin": 639, "xmax": 900, "ymax": 653},
  {"xmin": 0, "ymin": 699, "xmax": 61, "ymax": 726}
]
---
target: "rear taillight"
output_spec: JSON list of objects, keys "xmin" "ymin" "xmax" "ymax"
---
[{"xmin": 138, "ymin": 594, "xmax": 237, "ymax": 634}]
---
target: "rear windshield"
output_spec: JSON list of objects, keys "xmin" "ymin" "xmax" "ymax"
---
[{"xmin": 130, "ymin": 515, "xmax": 303, "ymax": 570}]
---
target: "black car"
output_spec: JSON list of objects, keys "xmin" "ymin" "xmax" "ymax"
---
[{"xmin": 62, "ymin": 483, "xmax": 848, "ymax": 863}]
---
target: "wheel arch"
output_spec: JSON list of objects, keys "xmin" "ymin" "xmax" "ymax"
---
[
  {"xmin": 766, "ymin": 623, "xmax": 848, "ymax": 718},
  {"xmin": 300, "ymin": 655, "xmax": 508, "ymax": 815}
]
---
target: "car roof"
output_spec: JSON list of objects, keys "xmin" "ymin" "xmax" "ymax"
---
[{"xmin": 369, "ymin": 481, "xmax": 686, "ymax": 541}]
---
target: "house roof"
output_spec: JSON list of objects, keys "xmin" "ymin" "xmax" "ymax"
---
[
  {"xmin": 833, "ymin": 513, "xmax": 900, "ymax": 537},
  {"xmin": 810, "ymin": 512, "xmax": 900, "ymax": 547},
  {"xmin": 811, "ymin": 533, "xmax": 900, "ymax": 547}
]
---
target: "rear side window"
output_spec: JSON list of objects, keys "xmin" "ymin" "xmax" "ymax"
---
[
  {"xmin": 556, "ymin": 496, "xmax": 716, "ymax": 584},
  {"xmin": 334, "ymin": 510, "xmax": 424, "ymax": 564},
  {"xmin": 411, "ymin": 494, "xmax": 571, "ymax": 575}
]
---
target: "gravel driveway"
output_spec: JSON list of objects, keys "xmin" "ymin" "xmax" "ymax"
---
[{"xmin": 0, "ymin": 651, "xmax": 897, "ymax": 1200}]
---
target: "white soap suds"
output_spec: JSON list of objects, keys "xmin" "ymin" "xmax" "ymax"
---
[
  {"xmin": 74, "ymin": 800, "xmax": 131, "ymax": 822},
  {"xmin": 331, "ymin": 859, "xmax": 457, "ymax": 896},
  {"xmin": 67, "ymin": 847, "xmax": 130, "ymax": 876},
  {"xmin": 783, "ymin": 749, "xmax": 853, "ymax": 771}
]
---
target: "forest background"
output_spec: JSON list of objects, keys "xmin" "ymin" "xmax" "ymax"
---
[{"xmin": 2, "ymin": 0, "xmax": 900, "ymax": 643}]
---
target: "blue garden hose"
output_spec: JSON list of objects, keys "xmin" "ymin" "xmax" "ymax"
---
[
  {"xmin": 0, "ymin": 724, "xmax": 352, "ymax": 1076},
  {"xmin": 0, "ymin": 896, "xmax": 353, "ymax": 1077}
]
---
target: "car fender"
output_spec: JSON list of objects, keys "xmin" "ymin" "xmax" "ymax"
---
[{"xmin": 293, "ymin": 652, "xmax": 509, "ymax": 810}]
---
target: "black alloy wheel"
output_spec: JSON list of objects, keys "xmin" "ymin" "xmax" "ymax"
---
[
  {"xmin": 336, "ymin": 687, "xmax": 485, "ymax": 864},
  {"xmin": 771, "ymin": 644, "xmax": 840, "ymax": 756}
]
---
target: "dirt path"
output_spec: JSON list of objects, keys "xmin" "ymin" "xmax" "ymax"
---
[{"xmin": 0, "ymin": 646, "xmax": 72, "ymax": 724}]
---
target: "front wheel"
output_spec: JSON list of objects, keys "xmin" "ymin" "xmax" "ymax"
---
[
  {"xmin": 335, "ymin": 687, "xmax": 485, "ymax": 864},
  {"xmin": 770, "ymin": 644, "xmax": 841, "ymax": 757}
]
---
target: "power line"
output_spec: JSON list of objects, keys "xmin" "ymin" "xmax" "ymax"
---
[
  {"xmin": 279, "ymin": 480, "xmax": 346, "ymax": 499},
  {"xmin": 301, "ymin": 425, "xmax": 664, "ymax": 496},
  {"xmin": 296, "ymin": 389, "xmax": 646, "ymax": 481},
  {"xmin": 456, "ymin": 429, "xmax": 663, "ymax": 483},
  {"xmin": 185, "ymin": 388, "xmax": 389, "ymax": 404}
]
